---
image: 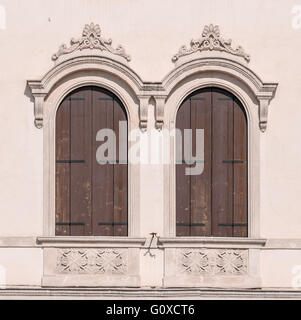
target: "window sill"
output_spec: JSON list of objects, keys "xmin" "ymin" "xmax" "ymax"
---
[
  {"xmin": 158, "ymin": 237, "xmax": 266, "ymax": 248},
  {"xmin": 36, "ymin": 236, "xmax": 146, "ymax": 248}
]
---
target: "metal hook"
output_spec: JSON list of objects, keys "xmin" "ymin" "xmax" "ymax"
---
[{"xmin": 144, "ymin": 232, "xmax": 159, "ymax": 257}]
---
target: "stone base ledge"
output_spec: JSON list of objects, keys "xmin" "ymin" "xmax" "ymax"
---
[
  {"xmin": 163, "ymin": 276, "xmax": 261, "ymax": 289},
  {"xmin": 42, "ymin": 275, "xmax": 140, "ymax": 287},
  {"xmin": 1, "ymin": 287, "xmax": 301, "ymax": 299}
]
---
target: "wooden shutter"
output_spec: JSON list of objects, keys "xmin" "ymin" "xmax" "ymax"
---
[
  {"xmin": 176, "ymin": 88, "xmax": 247, "ymax": 237},
  {"xmin": 55, "ymin": 86, "xmax": 128, "ymax": 236}
]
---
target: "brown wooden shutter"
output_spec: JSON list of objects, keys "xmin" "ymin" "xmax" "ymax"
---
[
  {"xmin": 176, "ymin": 99, "xmax": 191, "ymax": 236},
  {"xmin": 113, "ymin": 98, "xmax": 128, "ymax": 236},
  {"xmin": 55, "ymin": 86, "xmax": 128, "ymax": 236},
  {"xmin": 176, "ymin": 88, "xmax": 247, "ymax": 237},
  {"xmin": 55, "ymin": 97, "xmax": 71, "ymax": 236},
  {"xmin": 233, "ymin": 96, "xmax": 248, "ymax": 237}
]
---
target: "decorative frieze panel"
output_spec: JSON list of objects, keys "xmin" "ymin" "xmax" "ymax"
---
[
  {"xmin": 178, "ymin": 249, "xmax": 248, "ymax": 276},
  {"xmin": 163, "ymin": 247, "xmax": 259, "ymax": 288},
  {"xmin": 42, "ymin": 247, "xmax": 140, "ymax": 287},
  {"xmin": 172, "ymin": 24, "xmax": 250, "ymax": 63},
  {"xmin": 56, "ymin": 248, "xmax": 128, "ymax": 275}
]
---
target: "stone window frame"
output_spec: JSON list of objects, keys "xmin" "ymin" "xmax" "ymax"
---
[
  {"xmin": 27, "ymin": 55, "xmax": 145, "ymax": 238},
  {"xmin": 162, "ymin": 57, "xmax": 278, "ymax": 239}
]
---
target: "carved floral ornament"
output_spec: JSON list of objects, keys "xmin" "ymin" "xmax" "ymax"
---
[
  {"xmin": 52, "ymin": 23, "xmax": 131, "ymax": 62},
  {"xmin": 172, "ymin": 24, "xmax": 250, "ymax": 63},
  {"xmin": 27, "ymin": 22, "xmax": 278, "ymax": 132}
]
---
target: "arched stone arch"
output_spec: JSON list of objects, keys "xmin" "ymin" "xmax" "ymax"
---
[
  {"xmin": 162, "ymin": 57, "xmax": 277, "ymax": 133},
  {"xmin": 28, "ymin": 55, "xmax": 143, "ymax": 129}
]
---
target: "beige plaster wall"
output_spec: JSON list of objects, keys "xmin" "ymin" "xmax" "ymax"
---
[
  {"xmin": 0, "ymin": 248, "xmax": 42, "ymax": 286},
  {"xmin": 0, "ymin": 0, "xmax": 300, "ymax": 289},
  {"xmin": 261, "ymin": 250, "xmax": 301, "ymax": 288}
]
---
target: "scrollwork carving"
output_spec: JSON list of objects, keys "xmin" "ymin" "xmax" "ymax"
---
[
  {"xmin": 258, "ymin": 98, "xmax": 270, "ymax": 132},
  {"xmin": 52, "ymin": 23, "xmax": 131, "ymax": 62},
  {"xmin": 172, "ymin": 24, "xmax": 250, "ymax": 63},
  {"xmin": 154, "ymin": 96, "xmax": 165, "ymax": 131},
  {"xmin": 33, "ymin": 95, "xmax": 45, "ymax": 129},
  {"xmin": 139, "ymin": 97, "xmax": 149, "ymax": 132}
]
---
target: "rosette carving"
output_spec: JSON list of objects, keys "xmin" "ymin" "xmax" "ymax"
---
[{"xmin": 56, "ymin": 248, "xmax": 128, "ymax": 274}]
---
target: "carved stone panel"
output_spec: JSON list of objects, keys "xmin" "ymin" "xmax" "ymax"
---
[
  {"xmin": 56, "ymin": 248, "xmax": 128, "ymax": 275},
  {"xmin": 163, "ymin": 248, "xmax": 259, "ymax": 288},
  {"xmin": 42, "ymin": 247, "xmax": 140, "ymax": 287},
  {"xmin": 177, "ymin": 249, "xmax": 248, "ymax": 276}
]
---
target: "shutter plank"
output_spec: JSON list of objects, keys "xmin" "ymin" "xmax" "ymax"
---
[
  {"xmin": 55, "ymin": 97, "xmax": 71, "ymax": 236},
  {"xmin": 211, "ymin": 89, "xmax": 234, "ymax": 237},
  {"xmin": 70, "ymin": 88, "xmax": 92, "ymax": 236},
  {"xmin": 113, "ymin": 99, "xmax": 128, "ymax": 236},
  {"xmin": 190, "ymin": 90, "xmax": 212, "ymax": 236},
  {"xmin": 176, "ymin": 99, "xmax": 191, "ymax": 236},
  {"xmin": 233, "ymin": 98, "xmax": 248, "ymax": 237},
  {"xmin": 92, "ymin": 89, "xmax": 114, "ymax": 236}
]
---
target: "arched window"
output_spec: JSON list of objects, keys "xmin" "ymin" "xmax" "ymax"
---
[
  {"xmin": 176, "ymin": 87, "xmax": 247, "ymax": 237},
  {"xmin": 55, "ymin": 86, "xmax": 128, "ymax": 236}
]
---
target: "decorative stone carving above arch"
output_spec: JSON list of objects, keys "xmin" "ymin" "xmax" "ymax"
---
[
  {"xmin": 167, "ymin": 24, "xmax": 278, "ymax": 133},
  {"xmin": 52, "ymin": 22, "xmax": 131, "ymax": 62},
  {"xmin": 28, "ymin": 22, "xmax": 144, "ymax": 131},
  {"xmin": 172, "ymin": 24, "xmax": 250, "ymax": 63}
]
